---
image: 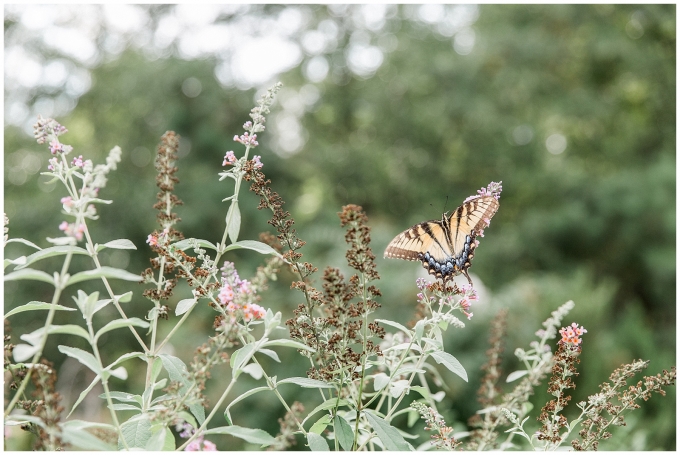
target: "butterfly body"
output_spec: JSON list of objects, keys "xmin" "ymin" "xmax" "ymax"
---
[{"xmin": 384, "ymin": 195, "xmax": 499, "ymax": 285}]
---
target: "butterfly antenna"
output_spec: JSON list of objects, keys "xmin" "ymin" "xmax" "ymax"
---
[{"xmin": 442, "ymin": 195, "xmax": 449, "ymax": 215}]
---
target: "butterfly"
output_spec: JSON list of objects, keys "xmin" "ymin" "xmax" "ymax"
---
[{"xmin": 384, "ymin": 195, "xmax": 499, "ymax": 285}]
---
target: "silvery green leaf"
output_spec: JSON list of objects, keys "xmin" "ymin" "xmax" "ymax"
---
[
  {"xmin": 95, "ymin": 318, "xmax": 149, "ymax": 342},
  {"xmin": 262, "ymin": 339, "xmax": 315, "ymax": 351},
  {"xmin": 224, "ymin": 386, "xmax": 270, "ymax": 425},
  {"xmin": 5, "ymin": 301, "xmax": 75, "ymax": 318},
  {"xmin": 430, "ymin": 351, "xmax": 468, "ymax": 382},
  {"xmin": 4, "ymin": 268, "xmax": 54, "ymax": 285},
  {"xmin": 374, "ymin": 318, "xmax": 411, "ymax": 335},
  {"xmin": 307, "ymin": 432, "xmax": 330, "ymax": 451},
  {"xmin": 364, "ymin": 411, "xmax": 412, "ymax": 451},
  {"xmin": 5, "ymin": 237, "xmax": 41, "ymax": 250},
  {"xmin": 159, "ymin": 354, "xmax": 205, "ymax": 425},
  {"xmin": 204, "ymin": 425, "xmax": 276, "ymax": 447},
  {"xmin": 66, "ymin": 267, "xmax": 142, "ymax": 286},
  {"xmin": 257, "ymin": 348, "xmax": 280, "ymax": 363},
  {"xmin": 334, "ymin": 415, "xmax": 354, "ymax": 451},
  {"xmin": 15, "ymin": 245, "xmax": 89, "ymax": 270},
  {"xmin": 61, "ymin": 422, "xmax": 116, "ymax": 451},
  {"xmin": 175, "ymin": 298, "xmax": 197, "ymax": 316},
  {"xmin": 223, "ymin": 240, "xmax": 279, "ymax": 256},
  {"xmin": 12, "ymin": 343, "xmax": 40, "ymax": 362},
  {"xmin": 414, "ymin": 320, "xmax": 425, "ymax": 342},
  {"xmin": 97, "ymin": 239, "xmax": 137, "ymax": 251},
  {"xmin": 506, "ymin": 370, "xmax": 529, "ymax": 383},
  {"xmin": 276, "ymin": 377, "xmax": 334, "ymax": 389},
  {"xmin": 67, "ymin": 374, "xmax": 101, "ymax": 418},
  {"xmin": 373, "ymin": 372, "xmax": 390, "ymax": 391},
  {"xmin": 58, "ymin": 345, "xmax": 101, "ymax": 374},
  {"xmin": 309, "ymin": 415, "xmax": 332, "ymax": 435},
  {"xmin": 226, "ymin": 201, "xmax": 241, "ymax": 243},
  {"xmin": 108, "ymin": 367, "xmax": 128, "ymax": 380},
  {"xmin": 242, "ymin": 362, "xmax": 263, "ymax": 380},
  {"xmin": 390, "ymin": 380, "xmax": 410, "ymax": 398},
  {"xmin": 119, "ymin": 415, "xmax": 152, "ymax": 450},
  {"xmin": 171, "ymin": 238, "xmax": 217, "ymax": 251}
]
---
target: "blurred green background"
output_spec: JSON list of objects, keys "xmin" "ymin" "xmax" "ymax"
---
[{"xmin": 4, "ymin": 4, "xmax": 676, "ymax": 450}]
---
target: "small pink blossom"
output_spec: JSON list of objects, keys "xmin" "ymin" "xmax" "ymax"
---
[
  {"xmin": 219, "ymin": 284, "xmax": 235, "ymax": 304},
  {"xmin": 201, "ymin": 440, "xmax": 217, "ymax": 451},
  {"xmin": 252, "ymin": 155, "xmax": 263, "ymax": 169},
  {"xmin": 49, "ymin": 139, "xmax": 63, "ymax": 155},
  {"xmin": 61, "ymin": 196, "xmax": 74, "ymax": 208},
  {"xmin": 223, "ymin": 151, "xmax": 237, "ymax": 166},
  {"xmin": 234, "ymin": 132, "xmax": 258, "ymax": 147},
  {"xmin": 59, "ymin": 221, "xmax": 69, "ymax": 232},
  {"xmin": 559, "ymin": 323, "xmax": 587, "ymax": 345},
  {"xmin": 146, "ymin": 234, "xmax": 158, "ymax": 246},
  {"xmin": 242, "ymin": 121, "xmax": 253, "ymax": 130},
  {"xmin": 72, "ymin": 155, "xmax": 84, "ymax": 168},
  {"xmin": 185, "ymin": 440, "xmax": 202, "ymax": 451}
]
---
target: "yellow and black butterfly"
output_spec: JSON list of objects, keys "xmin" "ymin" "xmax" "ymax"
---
[{"xmin": 384, "ymin": 195, "xmax": 499, "ymax": 285}]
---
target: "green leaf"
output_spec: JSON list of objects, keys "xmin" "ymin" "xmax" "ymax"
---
[
  {"xmin": 144, "ymin": 427, "xmax": 167, "ymax": 451},
  {"xmin": 159, "ymin": 354, "xmax": 205, "ymax": 425},
  {"xmin": 257, "ymin": 348, "xmax": 280, "ymax": 362},
  {"xmin": 263, "ymin": 338, "xmax": 315, "ymax": 351},
  {"xmin": 277, "ymin": 377, "xmax": 335, "ymax": 389},
  {"xmin": 375, "ymin": 318, "xmax": 411, "ymax": 335},
  {"xmin": 61, "ymin": 421, "xmax": 116, "ymax": 451},
  {"xmin": 97, "ymin": 239, "xmax": 137, "ymax": 251},
  {"xmin": 66, "ymin": 266, "xmax": 142, "ymax": 286},
  {"xmin": 306, "ymin": 432, "xmax": 330, "ymax": 451},
  {"xmin": 226, "ymin": 201, "xmax": 241, "ymax": 243},
  {"xmin": 224, "ymin": 386, "xmax": 270, "ymax": 425},
  {"xmin": 117, "ymin": 291, "xmax": 133, "ymax": 303},
  {"xmin": 109, "ymin": 403, "xmax": 142, "ymax": 412},
  {"xmin": 223, "ymin": 240, "xmax": 279, "ymax": 256},
  {"xmin": 101, "ymin": 391, "xmax": 143, "ymax": 404},
  {"xmin": 67, "ymin": 374, "xmax": 102, "ymax": 418},
  {"xmin": 364, "ymin": 411, "xmax": 412, "ymax": 451},
  {"xmin": 47, "ymin": 324, "xmax": 90, "ymax": 340},
  {"xmin": 430, "ymin": 350, "xmax": 468, "ymax": 382},
  {"xmin": 334, "ymin": 415, "xmax": 354, "ymax": 451},
  {"xmin": 309, "ymin": 414, "xmax": 332, "ymax": 434},
  {"xmin": 95, "ymin": 317, "xmax": 149, "ymax": 342},
  {"xmin": 16, "ymin": 245, "xmax": 89, "ymax": 270},
  {"xmin": 301, "ymin": 399, "xmax": 349, "ymax": 427},
  {"xmin": 5, "ymin": 301, "xmax": 75, "ymax": 318},
  {"xmin": 4, "ymin": 268, "xmax": 54, "ymax": 285},
  {"xmin": 5, "ymin": 237, "xmax": 41, "ymax": 250},
  {"xmin": 414, "ymin": 320, "xmax": 425, "ymax": 342},
  {"xmin": 107, "ymin": 351, "xmax": 145, "ymax": 370},
  {"xmin": 230, "ymin": 343, "xmax": 256, "ymax": 371},
  {"xmin": 119, "ymin": 416, "xmax": 152, "ymax": 450},
  {"xmin": 506, "ymin": 370, "xmax": 529, "ymax": 383},
  {"xmin": 58, "ymin": 345, "xmax": 101, "ymax": 374},
  {"xmin": 204, "ymin": 425, "xmax": 276, "ymax": 446},
  {"xmin": 175, "ymin": 298, "xmax": 197, "ymax": 316},
  {"xmin": 171, "ymin": 238, "xmax": 217, "ymax": 251},
  {"xmin": 373, "ymin": 372, "xmax": 390, "ymax": 391}
]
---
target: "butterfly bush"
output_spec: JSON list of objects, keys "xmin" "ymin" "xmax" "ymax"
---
[{"xmin": 3, "ymin": 84, "xmax": 675, "ymax": 452}]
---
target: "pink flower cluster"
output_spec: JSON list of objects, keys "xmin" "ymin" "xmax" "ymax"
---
[
  {"xmin": 234, "ymin": 132, "xmax": 258, "ymax": 147},
  {"xmin": 218, "ymin": 262, "xmax": 266, "ymax": 323},
  {"xmin": 559, "ymin": 322, "xmax": 587, "ymax": 345},
  {"xmin": 176, "ymin": 422, "xmax": 216, "ymax": 451},
  {"xmin": 185, "ymin": 439, "xmax": 216, "ymax": 452},
  {"xmin": 477, "ymin": 181, "xmax": 503, "ymax": 200},
  {"xmin": 252, "ymin": 155, "xmax": 263, "ymax": 169},
  {"xmin": 34, "ymin": 115, "xmax": 68, "ymax": 145},
  {"xmin": 48, "ymin": 138, "xmax": 73, "ymax": 155},
  {"xmin": 222, "ymin": 151, "xmax": 237, "ymax": 166},
  {"xmin": 457, "ymin": 284, "xmax": 479, "ymax": 319},
  {"xmin": 72, "ymin": 155, "xmax": 84, "ymax": 168},
  {"xmin": 59, "ymin": 221, "xmax": 85, "ymax": 241}
]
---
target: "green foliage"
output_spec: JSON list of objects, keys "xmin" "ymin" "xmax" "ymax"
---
[{"xmin": 4, "ymin": 4, "xmax": 675, "ymax": 450}]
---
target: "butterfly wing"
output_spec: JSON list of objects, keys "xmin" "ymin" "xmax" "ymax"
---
[{"xmin": 384, "ymin": 195, "xmax": 499, "ymax": 283}]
